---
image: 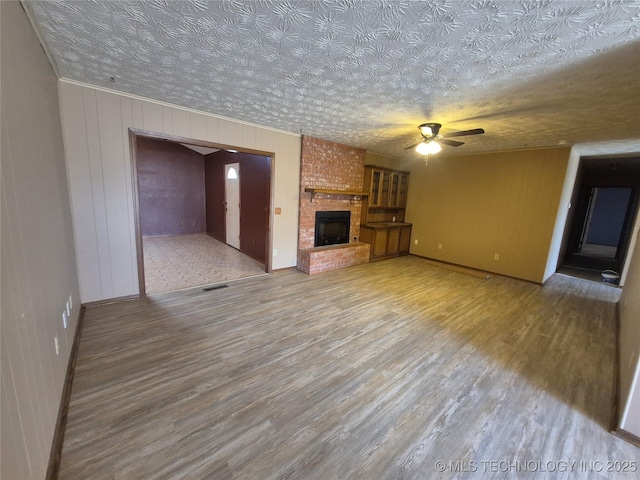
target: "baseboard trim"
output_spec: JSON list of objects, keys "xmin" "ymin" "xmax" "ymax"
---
[
  {"xmin": 273, "ymin": 266, "xmax": 299, "ymax": 273},
  {"xmin": 46, "ymin": 306, "xmax": 86, "ymax": 480},
  {"xmin": 611, "ymin": 301, "xmax": 621, "ymax": 432},
  {"xmin": 613, "ymin": 428, "xmax": 640, "ymax": 448},
  {"xmin": 82, "ymin": 294, "xmax": 139, "ymax": 308},
  {"xmin": 610, "ymin": 301, "xmax": 640, "ymax": 447},
  {"xmin": 610, "ymin": 302, "xmax": 639, "ymax": 449},
  {"xmin": 410, "ymin": 254, "xmax": 497, "ymax": 281}
]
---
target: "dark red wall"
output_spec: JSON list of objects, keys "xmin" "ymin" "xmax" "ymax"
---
[
  {"xmin": 137, "ymin": 138, "xmax": 205, "ymax": 236},
  {"xmin": 204, "ymin": 151, "xmax": 271, "ymax": 263},
  {"xmin": 204, "ymin": 153, "xmax": 225, "ymax": 241}
]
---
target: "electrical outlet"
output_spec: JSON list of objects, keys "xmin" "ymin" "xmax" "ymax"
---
[
  {"xmin": 414, "ymin": 239, "xmax": 419, "ymax": 245},
  {"xmin": 273, "ymin": 248, "xmax": 278, "ymax": 256},
  {"xmin": 62, "ymin": 311, "xmax": 68, "ymax": 329},
  {"xmin": 54, "ymin": 337, "xmax": 60, "ymax": 355},
  {"xmin": 438, "ymin": 243, "xmax": 442, "ymax": 250},
  {"xmin": 494, "ymin": 253, "xmax": 500, "ymax": 260}
]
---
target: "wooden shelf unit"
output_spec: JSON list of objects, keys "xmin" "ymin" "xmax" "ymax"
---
[
  {"xmin": 361, "ymin": 165, "xmax": 412, "ymax": 261},
  {"xmin": 304, "ymin": 188, "xmax": 368, "ymax": 202}
]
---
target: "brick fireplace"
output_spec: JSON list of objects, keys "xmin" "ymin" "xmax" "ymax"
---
[{"xmin": 297, "ymin": 136, "xmax": 370, "ymax": 274}]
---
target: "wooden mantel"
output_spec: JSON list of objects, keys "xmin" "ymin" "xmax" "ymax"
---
[{"xmin": 304, "ymin": 188, "xmax": 369, "ymax": 202}]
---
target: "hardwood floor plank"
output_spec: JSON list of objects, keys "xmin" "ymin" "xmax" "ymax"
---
[{"xmin": 59, "ymin": 257, "xmax": 639, "ymax": 479}]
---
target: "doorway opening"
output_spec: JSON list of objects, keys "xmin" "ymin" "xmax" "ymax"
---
[
  {"xmin": 560, "ymin": 156, "xmax": 640, "ymax": 284},
  {"xmin": 130, "ymin": 129, "xmax": 273, "ymax": 296},
  {"xmin": 578, "ymin": 187, "xmax": 632, "ymax": 260}
]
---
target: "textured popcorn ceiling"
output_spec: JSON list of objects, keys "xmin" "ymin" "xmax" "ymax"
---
[{"xmin": 26, "ymin": 0, "xmax": 640, "ymax": 160}]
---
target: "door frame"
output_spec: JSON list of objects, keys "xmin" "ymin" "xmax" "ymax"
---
[
  {"xmin": 578, "ymin": 186, "xmax": 638, "ymax": 260},
  {"xmin": 128, "ymin": 128, "xmax": 274, "ymax": 296},
  {"xmin": 224, "ymin": 162, "xmax": 241, "ymax": 249},
  {"xmin": 578, "ymin": 186, "xmax": 598, "ymax": 253},
  {"xmin": 561, "ymin": 155, "xmax": 640, "ymax": 278}
]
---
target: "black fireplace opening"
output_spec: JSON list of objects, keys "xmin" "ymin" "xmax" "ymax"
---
[{"xmin": 315, "ymin": 211, "xmax": 350, "ymax": 247}]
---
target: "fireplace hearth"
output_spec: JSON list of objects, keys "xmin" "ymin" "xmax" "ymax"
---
[{"xmin": 315, "ymin": 211, "xmax": 350, "ymax": 247}]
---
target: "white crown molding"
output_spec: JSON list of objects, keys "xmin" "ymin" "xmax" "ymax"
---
[{"xmin": 58, "ymin": 77, "xmax": 301, "ymax": 139}]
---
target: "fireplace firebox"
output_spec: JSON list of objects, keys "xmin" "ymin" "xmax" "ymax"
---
[{"xmin": 315, "ymin": 211, "xmax": 350, "ymax": 247}]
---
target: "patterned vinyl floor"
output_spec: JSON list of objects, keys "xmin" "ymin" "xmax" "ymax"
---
[{"xmin": 142, "ymin": 233, "xmax": 267, "ymax": 294}]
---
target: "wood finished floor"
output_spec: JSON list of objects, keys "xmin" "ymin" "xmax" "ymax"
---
[{"xmin": 60, "ymin": 256, "xmax": 639, "ymax": 479}]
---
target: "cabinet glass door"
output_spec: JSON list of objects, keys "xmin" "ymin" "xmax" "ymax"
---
[
  {"xmin": 381, "ymin": 172, "xmax": 391, "ymax": 206},
  {"xmin": 389, "ymin": 174, "xmax": 399, "ymax": 206},
  {"xmin": 371, "ymin": 170, "xmax": 381, "ymax": 205},
  {"xmin": 397, "ymin": 174, "xmax": 408, "ymax": 207}
]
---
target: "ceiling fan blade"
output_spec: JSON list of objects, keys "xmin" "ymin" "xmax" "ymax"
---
[
  {"xmin": 439, "ymin": 139, "xmax": 465, "ymax": 147},
  {"xmin": 444, "ymin": 128, "xmax": 485, "ymax": 138},
  {"xmin": 404, "ymin": 142, "xmax": 422, "ymax": 150}
]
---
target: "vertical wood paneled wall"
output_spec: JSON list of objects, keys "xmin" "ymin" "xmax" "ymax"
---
[
  {"xmin": 543, "ymin": 147, "xmax": 580, "ymax": 280},
  {"xmin": 58, "ymin": 81, "xmax": 301, "ymax": 303},
  {"xmin": 405, "ymin": 147, "xmax": 572, "ymax": 283},
  {"xmin": 1, "ymin": 3, "xmax": 82, "ymax": 478},
  {"xmin": 365, "ymin": 151, "xmax": 405, "ymax": 170},
  {"xmin": 618, "ymin": 239, "xmax": 640, "ymax": 437}
]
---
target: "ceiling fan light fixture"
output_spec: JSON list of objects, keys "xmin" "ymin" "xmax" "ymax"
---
[
  {"xmin": 406, "ymin": 122, "xmax": 483, "ymax": 155},
  {"xmin": 419, "ymin": 125, "xmax": 432, "ymax": 136},
  {"xmin": 416, "ymin": 141, "xmax": 441, "ymax": 155}
]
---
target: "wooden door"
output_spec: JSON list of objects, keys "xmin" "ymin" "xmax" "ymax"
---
[
  {"xmin": 372, "ymin": 229, "xmax": 389, "ymax": 259},
  {"xmin": 399, "ymin": 226, "xmax": 411, "ymax": 254},
  {"xmin": 387, "ymin": 228, "xmax": 400, "ymax": 255}
]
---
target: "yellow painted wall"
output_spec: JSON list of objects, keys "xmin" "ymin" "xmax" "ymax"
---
[
  {"xmin": 365, "ymin": 151, "xmax": 404, "ymax": 170},
  {"xmin": 405, "ymin": 147, "xmax": 572, "ymax": 283}
]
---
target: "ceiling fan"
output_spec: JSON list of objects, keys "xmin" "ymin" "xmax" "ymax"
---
[{"xmin": 405, "ymin": 123, "xmax": 485, "ymax": 155}]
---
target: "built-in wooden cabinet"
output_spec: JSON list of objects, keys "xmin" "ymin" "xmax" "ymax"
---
[
  {"xmin": 360, "ymin": 223, "xmax": 411, "ymax": 261},
  {"xmin": 365, "ymin": 167, "xmax": 410, "ymax": 209},
  {"xmin": 395, "ymin": 173, "xmax": 409, "ymax": 207},
  {"xmin": 361, "ymin": 165, "xmax": 411, "ymax": 261},
  {"xmin": 399, "ymin": 224, "xmax": 411, "ymax": 253}
]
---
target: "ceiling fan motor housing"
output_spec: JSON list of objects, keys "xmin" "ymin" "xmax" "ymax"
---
[{"xmin": 419, "ymin": 122, "xmax": 442, "ymax": 137}]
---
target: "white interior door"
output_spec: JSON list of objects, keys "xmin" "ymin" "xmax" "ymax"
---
[{"xmin": 225, "ymin": 163, "xmax": 240, "ymax": 249}]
